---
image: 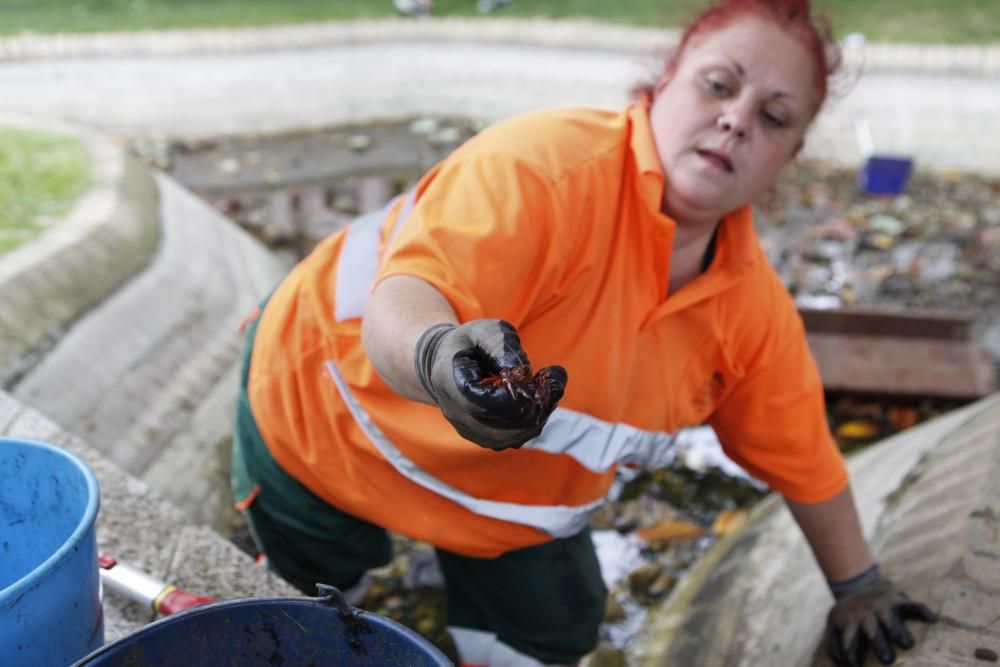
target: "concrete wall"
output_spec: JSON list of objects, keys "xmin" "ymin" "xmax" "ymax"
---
[
  {"xmin": 1, "ymin": 118, "xmax": 290, "ymax": 531},
  {"xmin": 634, "ymin": 392, "xmax": 1000, "ymax": 667},
  {"xmin": 0, "ymin": 118, "xmax": 160, "ymax": 388}
]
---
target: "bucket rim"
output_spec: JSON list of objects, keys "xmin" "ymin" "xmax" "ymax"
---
[
  {"xmin": 74, "ymin": 593, "xmax": 452, "ymax": 665},
  {"xmin": 0, "ymin": 436, "xmax": 100, "ymax": 604}
]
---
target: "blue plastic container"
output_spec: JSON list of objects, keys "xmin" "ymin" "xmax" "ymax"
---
[
  {"xmin": 75, "ymin": 586, "xmax": 452, "ymax": 666},
  {"xmin": 858, "ymin": 155, "xmax": 913, "ymax": 196},
  {"xmin": 0, "ymin": 437, "xmax": 103, "ymax": 665}
]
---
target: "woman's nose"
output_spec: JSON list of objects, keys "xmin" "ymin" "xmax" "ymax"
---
[{"xmin": 716, "ymin": 109, "xmax": 749, "ymax": 139}]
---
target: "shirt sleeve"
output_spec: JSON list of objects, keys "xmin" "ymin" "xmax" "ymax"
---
[
  {"xmin": 708, "ymin": 288, "xmax": 849, "ymax": 504},
  {"xmin": 374, "ymin": 147, "xmax": 564, "ymax": 325}
]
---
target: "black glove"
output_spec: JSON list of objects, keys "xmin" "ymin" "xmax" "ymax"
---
[
  {"xmin": 414, "ymin": 319, "xmax": 567, "ymax": 451},
  {"xmin": 825, "ymin": 564, "xmax": 937, "ymax": 666}
]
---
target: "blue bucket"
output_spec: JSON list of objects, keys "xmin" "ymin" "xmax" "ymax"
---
[
  {"xmin": 75, "ymin": 585, "xmax": 452, "ymax": 666},
  {"xmin": 858, "ymin": 155, "xmax": 913, "ymax": 196},
  {"xmin": 0, "ymin": 437, "xmax": 103, "ymax": 665}
]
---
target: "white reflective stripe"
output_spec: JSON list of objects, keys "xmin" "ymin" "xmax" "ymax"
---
[
  {"xmin": 523, "ymin": 408, "xmax": 677, "ymax": 473},
  {"xmin": 387, "ymin": 188, "xmax": 416, "ymax": 249},
  {"xmin": 333, "ymin": 202, "xmax": 391, "ymax": 321},
  {"xmin": 449, "ymin": 627, "xmax": 568, "ymax": 667},
  {"xmin": 324, "ymin": 360, "xmax": 603, "ymax": 538},
  {"xmin": 490, "ymin": 640, "xmax": 571, "ymax": 667},
  {"xmin": 449, "ymin": 627, "xmax": 495, "ymax": 666},
  {"xmin": 448, "ymin": 625, "xmax": 569, "ymax": 667},
  {"xmin": 333, "ymin": 190, "xmax": 416, "ymax": 322},
  {"xmin": 340, "ymin": 573, "xmax": 372, "ymax": 608}
]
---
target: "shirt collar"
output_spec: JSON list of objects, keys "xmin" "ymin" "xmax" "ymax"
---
[
  {"xmin": 716, "ymin": 205, "xmax": 759, "ymax": 272},
  {"xmin": 626, "ymin": 98, "xmax": 668, "ymax": 214},
  {"xmin": 627, "ymin": 97, "xmax": 664, "ymax": 180},
  {"xmin": 627, "ymin": 98, "xmax": 758, "ymax": 272}
]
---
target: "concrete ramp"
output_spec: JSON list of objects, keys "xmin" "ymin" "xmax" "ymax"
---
[
  {"xmin": 11, "ymin": 155, "xmax": 289, "ymax": 530},
  {"xmin": 634, "ymin": 392, "xmax": 1000, "ymax": 666}
]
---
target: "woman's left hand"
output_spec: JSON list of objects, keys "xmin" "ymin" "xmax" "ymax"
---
[{"xmin": 825, "ymin": 564, "xmax": 937, "ymax": 666}]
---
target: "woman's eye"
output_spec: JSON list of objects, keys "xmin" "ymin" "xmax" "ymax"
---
[
  {"xmin": 761, "ymin": 111, "xmax": 786, "ymax": 128},
  {"xmin": 705, "ymin": 79, "xmax": 730, "ymax": 97}
]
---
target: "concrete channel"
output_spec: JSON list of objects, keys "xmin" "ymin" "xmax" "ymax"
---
[{"xmin": 1, "ymin": 18, "xmax": 999, "ymax": 664}]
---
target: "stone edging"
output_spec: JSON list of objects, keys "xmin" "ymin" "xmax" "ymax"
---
[
  {"xmin": 0, "ymin": 18, "xmax": 998, "ymax": 75},
  {"xmin": 0, "ymin": 390, "xmax": 300, "ymax": 643},
  {"xmin": 0, "ymin": 116, "xmax": 161, "ymax": 388}
]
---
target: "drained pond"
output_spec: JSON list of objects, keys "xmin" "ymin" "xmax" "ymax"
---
[{"xmin": 138, "ymin": 115, "xmax": 997, "ymax": 663}]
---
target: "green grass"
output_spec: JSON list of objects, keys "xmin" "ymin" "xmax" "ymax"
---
[
  {"xmin": 0, "ymin": 0, "xmax": 997, "ymax": 43},
  {"xmin": 0, "ymin": 127, "xmax": 91, "ymax": 256},
  {"xmin": 818, "ymin": 0, "xmax": 1000, "ymax": 44}
]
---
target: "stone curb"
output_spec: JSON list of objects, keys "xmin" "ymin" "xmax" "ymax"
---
[
  {"xmin": 0, "ymin": 390, "xmax": 299, "ymax": 645},
  {"xmin": 0, "ymin": 116, "xmax": 161, "ymax": 389},
  {"xmin": 1, "ymin": 18, "xmax": 998, "ymax": 75}
]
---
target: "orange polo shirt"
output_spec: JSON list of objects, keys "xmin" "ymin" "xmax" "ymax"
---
[{"xmin": 247, "ymin": 101, "xmax": 848, "ymax": 558}]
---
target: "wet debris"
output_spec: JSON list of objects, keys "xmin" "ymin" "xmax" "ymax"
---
[
  {"xmin": 604, "ymin": 595, "xmax": 627, "ymax": 624},
  {"xmin": 634, "ymin": 520, "xmax": 704, "ymax": 543},
  {"xmin": 760, "ymin": 161, "xmax": 1000, "ymax": 334},
  {"xmin": 151, "ymin": 116, "xmax": 482, "ymax": 259},
  {"xmin": 130, "ymin": 134, "xmax": 173, "ymax": 170},
  {"xmin": 711, "ymin": 508, "xmax": 748, "ymax": 536},
  {"xmin": 975, "ymin": 647, "xmax": 999, "ymax": 663},
  {"xmin": 828, "ymin": 395, "xmax": 964, "ymax": 452},
  {"xmin": 427, "ymin": 126, "xmax": 463, "ymax": 148},
  {"xmin": 345, "ymin": 134, "xmax": 373, "ymax": 153},
  {"xmin": 408, "ymin": 117, "xmax": 440, "ymax": 136},
  {"xmin": 580, "ymin": 641, "xmax": 627, "ymax": 667},
  {"xmin": 216, "ymin": 156, "xmax": 240, "ymax": 175}
]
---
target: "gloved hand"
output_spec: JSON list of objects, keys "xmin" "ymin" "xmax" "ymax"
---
[
  {"xmin": 825, "ymin": 564, "xmax": 937, "ymax": 666},
  {"xmin": 414, "ymin": 319, "xmax": 567, "ymax": 450}
]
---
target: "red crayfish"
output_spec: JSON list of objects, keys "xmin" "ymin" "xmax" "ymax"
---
[{"xmin": 479, "ymin": 366, "xmax": 554, "ymax": 414}]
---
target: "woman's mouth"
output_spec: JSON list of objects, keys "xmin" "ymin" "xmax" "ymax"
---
[{"xmin": 696, "ymin": 149, "xmax": 734, "ymax": 173}]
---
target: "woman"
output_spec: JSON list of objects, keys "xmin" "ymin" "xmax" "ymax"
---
[{"xmin": 233, "ymin": 1, "xmax": 936, "ymax": 665}]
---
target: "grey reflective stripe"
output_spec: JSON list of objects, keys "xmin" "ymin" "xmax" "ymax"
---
[
  {"xmin": 333, "ymin": 190, "xmax": 417, "ymax": 322},
  {"xmin": 523, "ymin": 409, "xmax": 678, "ymax": 473},
  {"xmin": 448, "ymin": 627, "xmax": 550, "ymax": 667},
  {"xmin": 324, "ymin": 360, "xmax": 603, "ymax": 538},
  {"xmin": 387, "ymin": 188, "xmax": 416, "ymax": 248}
]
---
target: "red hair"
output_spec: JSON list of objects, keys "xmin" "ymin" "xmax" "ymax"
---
[{"xmin": 635, "ymin": 0, "xmax": 841, "ymax": 113}]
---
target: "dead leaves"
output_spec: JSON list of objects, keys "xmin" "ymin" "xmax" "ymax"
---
[
  {"xmin": 634, "ymin": 508, "xmax": 749, "ymax": 545},
  {"xmin": 635, "ymin": 520, "xmax": 704, "ymax": 543}
]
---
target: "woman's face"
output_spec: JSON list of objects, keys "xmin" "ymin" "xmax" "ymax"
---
[{"xmin": 649, "ymin": 16, "xmax": 818, "ymax": 226}]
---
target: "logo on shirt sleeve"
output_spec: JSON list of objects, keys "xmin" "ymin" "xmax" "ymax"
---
[{"xmin": 693, "ymin": 370, "xmax": 726, "ymax": 412}]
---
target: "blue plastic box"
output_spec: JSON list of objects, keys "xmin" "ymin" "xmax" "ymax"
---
[{"xmin": 858, "ymin": 155, "xmax": 913, "ymax": 196}]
